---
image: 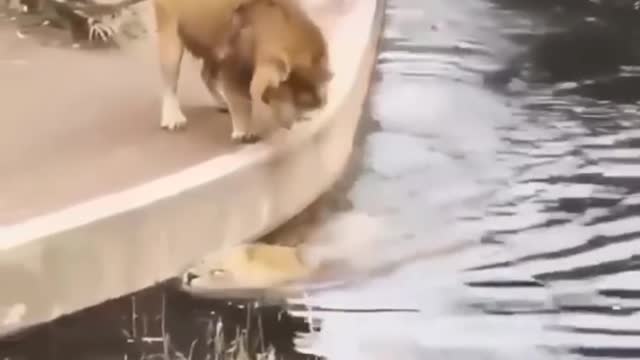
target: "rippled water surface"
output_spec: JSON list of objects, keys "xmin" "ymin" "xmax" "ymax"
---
[
  {"xmin": 4, "ymin": 0, "xmax": 640, "ymax": 359},
  {"xmin": 291, "ymin": 0, "xmax": 640, "ymax": 358}
]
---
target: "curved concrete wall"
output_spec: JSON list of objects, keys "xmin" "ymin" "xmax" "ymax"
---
[{"xmin": 0, "ymin": 0, "xmax": 384, "ymax": 336}]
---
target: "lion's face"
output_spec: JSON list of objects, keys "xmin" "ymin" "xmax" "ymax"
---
[{"xmin": 180, "ymin": 244, "xmax": 312, "ymax": 297}]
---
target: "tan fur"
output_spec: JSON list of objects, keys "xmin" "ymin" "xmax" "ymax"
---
[
  {"xmin": 222, "ymin": 0, "xmax": 333, "ymax": 132},
  {"xmin": 154, "ymin": 0, "xmax": 253, "ymax": 135},
  {"xmin": 154, "ymin": 0, "xmax": 331, "ymax": 142},
  {"xmin": 183, "ymin": 244, "xmax": 312, "ymax": 290}
]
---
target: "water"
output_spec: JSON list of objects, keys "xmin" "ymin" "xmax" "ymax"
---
[
  {"xmin": 291, "ymin": 0, "xmax": 640, "ymax": 358},
  {"xmin": 5, "ymin": 0, "xmax": 640, "ymax": 358}
]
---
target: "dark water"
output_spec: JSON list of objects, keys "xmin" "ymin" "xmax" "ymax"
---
[
  {"xmin": 0, "ymin": 282, "xmax": 325, "ymax": 359},
  {"xmin": 5, "ymin": 0, "xmax": 640, "ymax": 359}
]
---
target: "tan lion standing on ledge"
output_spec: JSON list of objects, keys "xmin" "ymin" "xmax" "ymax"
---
[{"xmin": 154, "ymin": 0, "xmax": 332, "ymax": 143}]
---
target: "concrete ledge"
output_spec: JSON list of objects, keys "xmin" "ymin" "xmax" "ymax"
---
[{"xmin": 0, "ymin": 0, "xmax": 383, "ymax": 336}]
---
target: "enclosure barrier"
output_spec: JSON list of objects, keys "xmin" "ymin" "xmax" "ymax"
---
[{"xmin": 0, "ymin": 0, "xmax": 384, "ymax": 336}]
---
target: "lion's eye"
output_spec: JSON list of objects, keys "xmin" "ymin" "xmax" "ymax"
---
[{"xmin": 209, "ymin": 269, "xmax": 226, "ymax": 277}]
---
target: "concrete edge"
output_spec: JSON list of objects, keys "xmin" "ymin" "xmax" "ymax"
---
[{"xmin": 0, "ymin": 0, "xmax": 382, "ymax": 337}]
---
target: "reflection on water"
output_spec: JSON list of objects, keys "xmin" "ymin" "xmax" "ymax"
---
[{"xmin": 4, "ymin": 0, "xmax": 640, "ymax": 358}]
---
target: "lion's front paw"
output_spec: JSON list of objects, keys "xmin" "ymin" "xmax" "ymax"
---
[
  {"xmin": 161, "ymin": 98, "xmax": 188, "ymax": 131},
  {"xmin": 161, "ymin": 112, "xmax": 187, "ymax": 130},
  {"xmin": 231, "ymin": 130, "xmax": 260, "ymax": 144}
]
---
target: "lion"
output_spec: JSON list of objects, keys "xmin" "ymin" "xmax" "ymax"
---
[
  {"xmin": 154, "ymin": 0, "xmax": 332, "ymax": 143},
  {"xmin": 180, "ymin": 211, "xmax": 477, "ymax": 296}
]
